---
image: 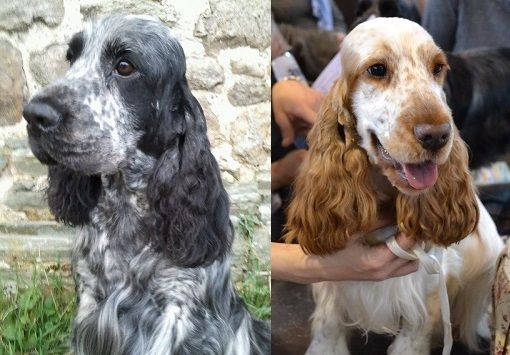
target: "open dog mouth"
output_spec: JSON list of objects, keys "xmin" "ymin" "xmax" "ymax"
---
[{"xmin": 372, "ymin": 134, "xmax": 438, "ymax": 190}]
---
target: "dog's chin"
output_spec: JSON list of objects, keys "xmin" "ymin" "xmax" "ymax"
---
[
  {"xmin": 28, "ymin": 135, "xmax": 121, "ymax": 176},
  {"xmin": 27, "ymin": 135, "xmax": 57, "ymax": 166},
  {"xmin": 29, "ymin": 142, "xmax": 115, "ymax": 176},
  {"xmin": 370, "ymin": 135, "xmax": 451, "ymax": 196}
]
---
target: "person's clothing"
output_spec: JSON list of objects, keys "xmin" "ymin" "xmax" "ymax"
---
[
  {"xmin": 278, "ymin": 24, "xmax": 339, "ymax": 81},
  {"xmin": 272, "ymin": 0, "xmax": 347, "ymax": 32},
  {"xmin": 422, "ymin": 0, "xmax": 510, "ymax": 52},
  {"xmin": 271, "ymin": 15, "xmax": 291, "ymax": 60},
  {"xmin": 312, "ymin": 0, "xmax": 334, "ymax": 31}
]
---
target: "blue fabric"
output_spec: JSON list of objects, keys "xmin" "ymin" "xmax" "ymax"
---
[{"xmin": 311, "ymin": 0, "xmax": 333, "ymax": 31}]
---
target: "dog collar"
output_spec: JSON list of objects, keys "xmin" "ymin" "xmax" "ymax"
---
[{"xmin": 364, "ymin": 225, "xmax": 399, "ymax": 245}]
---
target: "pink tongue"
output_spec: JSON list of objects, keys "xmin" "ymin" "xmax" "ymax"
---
[{"xmin": 403, "ymin": 162, "xmax": 438, "ymax": 190}]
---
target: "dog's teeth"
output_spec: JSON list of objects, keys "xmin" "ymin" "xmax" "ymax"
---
[{"xmin": 381, "ymin": 148, "xmax": 391, "ymax": 159}]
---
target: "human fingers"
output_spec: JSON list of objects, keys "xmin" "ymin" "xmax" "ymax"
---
[
  {"xmin": 390, "ymin": 260, "xmax": 419, "ymax": 277},
  {"xmin": 297, "ymin": 105, "xmax": 319, "ymax": 127},
  {"xmin": 273, "ymin": 109, "xmax": 295, "ymax": 146},
  {"xmin": 310, "ymin": 91, "xmax": 325, "ymax": 112},
  {"xmin": 393, "ymin": 232, "xmax": 416, "ymax": 251},
  {"xmin": 364, "ymin": 254, "xmax": 418, "ymax": 281},
  {"xmin": 365, "ymin": 232, "xmax": 417, "ymax": 267},
  {"xmin": 336, "ymin": 32, "xmax": 346, "ymax": 49},
  {"xmin": 366, "ymin": 241, "xmax": 401, "ymax": 265},
  {"xmin": 375, "ymin": 258, "xmax": 419, "ymax": 280}
]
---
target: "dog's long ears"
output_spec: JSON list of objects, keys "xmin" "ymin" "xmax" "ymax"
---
[
  {"xmin": 47, "ymin": 165, "xmax": 101, "ymax": 226},
  {"xmin": 146, "ymin": 79, "xmax": 233, "ymax": 268},
  {"xmin": 284, "ymin": 80, "xmax": 378, "ymax": 255},
  {"xmin": 397, "ymin": 129, "xmax": 479, "ymax": 246}
]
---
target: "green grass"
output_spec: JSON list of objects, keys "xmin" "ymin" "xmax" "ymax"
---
[
  {"xmin": 235, "ymin": 214, "xmax": 271, "ymax": 320},
  {"xmin": 0, "ymin": 215, "xmax": 270, "ymax": 353},
  {"xmin": 0, "ymin": 264, "xmax": 75, "ymax": 355}
]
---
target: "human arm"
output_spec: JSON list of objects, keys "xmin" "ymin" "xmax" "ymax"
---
[
  {"xmin": 272, "ymin": 80, "xmax": 324, "ymax": 146},
  {"xmin": 271, "ymin": 149, "xmax": 307, "ymax": 191},
  {"xmin": 271, "ymin": 233, "xmax": 418, "ymax": 284}
]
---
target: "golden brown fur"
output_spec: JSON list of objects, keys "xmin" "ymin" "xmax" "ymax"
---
[
  {"xmin": 397, "ymin": 135, "xmax": 479, "ymax": 246},
  {"xmin": 285, "ymin": 81, "xmax": 378, "ymax": 254},
  {"xmin": 289, "ymin": 18, "xmax": 503, "ymax": 355},
  {"xmin": 284, "ymin": 19, "xmax": 479, "ymax": 254}
]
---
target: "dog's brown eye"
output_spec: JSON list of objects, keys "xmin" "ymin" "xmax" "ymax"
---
[
  {"xmin": 433, "ymin": 63, "xmax": 444, "ymax": 76},
  {"xmin": 367, "ymin": 64, "xmax": 386, "ymax": 77},
  {"xmin": 116, "ymin": 60, "xmax": 135, "ymax": 76}
]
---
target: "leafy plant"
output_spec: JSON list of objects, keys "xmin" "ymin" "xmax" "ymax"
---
[
  {"xmin": 235, "ymin": 213, "xmax": 271, "ymax": 320},
  {"xmin": 0, "ymin": 264, "xmax": 75, "ymax": 354},
  {"xmin": 0, "ymin": 213, "xmax": 271, "ymax": 354}
]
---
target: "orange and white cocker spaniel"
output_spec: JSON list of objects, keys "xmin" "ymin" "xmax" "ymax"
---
[{"xmin": 285, "ymin": 18, "xmax": 504, "ymax": 354}]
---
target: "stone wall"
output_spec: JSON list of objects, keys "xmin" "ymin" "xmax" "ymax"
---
[{"xmin": 0, "ymin": 0, "xmax": 271, "ymax": 276}]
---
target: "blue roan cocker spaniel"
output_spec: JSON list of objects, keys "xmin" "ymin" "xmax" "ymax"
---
[{"xmin": 23, "ymin": 15, "xmax": 269, "ymax": 355}]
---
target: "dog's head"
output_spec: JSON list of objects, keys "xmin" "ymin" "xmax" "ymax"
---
[
  {"xmin": 23, "ymin": 15, "xmax": 232, "ymax": 267},
  {"xmin": 285, "ymin": 18, "xmax": 479, "ymax": 253},
  {"xmin": 345, "ymin": 17, "xmax": 453, "ymax": 194},
  {"xmin": 24, "ymin": 15, "xmax": 187, "ymax": 173}
]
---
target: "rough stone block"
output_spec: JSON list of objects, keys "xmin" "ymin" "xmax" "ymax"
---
[
  {"xmin": 228, "ymin": 108, "xmax": 270, "ymax": 166},
  {"xmin": 5, "ymin": 136, "xmax": 30, "ymax": 151},
  {"xmin": 193, "ymin": 92, "xmax": 221, "ymax": 134},
  {"xmin": 0, "ymin": 205, "xmax": 27, "ymax": 224},
  {"xmin": 0, "ymin": 154, "xmax": 7, "ymax": 172},
  {"xmin": 0, "ymin": 232, "xmax": 72, "ymax": 265},
  {"xmin": 227, "ymin": 75, "xmax": 269, "ymax": 106},
  {"xmin": 0, "ymin": 0, "xmax": 64, "ymax": 31},
  {"xmin": 81, "ymin": 0, "xmax": 178, "ymax": 25},
  {"xmin": 195, "ymin": 0, "xmax": 270, "ymax": 53},
  {"xmin": 187, "ymin": 57, "xmax": 224, "ymax": 90},
  {"xmin": 230, "ymin": 49, "xmax": 267, "ymax": 78},
  {"xmin": 0, "ymin": 223, "xmax": 73, "ymax": 272},
  {"xmin": 0, "ymin": 40, "xmax": 27, "ymax": 126},
  {"xmin": 29, "ymin": 43, "xmax": 69, "ymax": 86},
  {"xmin": 12, "ymin": 155, "xmax": 47, "ymax": 178},
  {"xmin": 4, "ymin": 190, "xmax": 47, "ymax": 211},
  {"xmin": 0, "ymin": 221, "xmax": 71, "ymax": 236},
  {"xmin": 227, "ymin": 183, "xmax": 262, "ymax": 213},
  {"xmin": 252, "ymin": 225, "xmax": 270, "ymax": 264}
]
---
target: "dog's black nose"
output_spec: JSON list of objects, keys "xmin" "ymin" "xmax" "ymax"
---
[
  {"xmin": 23, "ymin": 100, "xmax": 61, "ymax": 130},
  {"xmin": 414, "ymin": 123, "xmax": 451, "ymax": 151}
]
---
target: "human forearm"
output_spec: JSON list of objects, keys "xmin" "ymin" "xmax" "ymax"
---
[
  {"xmin": 271, "ymin": 233, "xmax": 419, "ymax": 284},
  {"xmin": 271, "ymin": 242, "xmax": 326, "ymax": 284}
]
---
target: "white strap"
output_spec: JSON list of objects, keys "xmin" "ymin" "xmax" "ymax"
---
[
  {"xmin": 386, "ymin": 236, "xmax": 418, "ymax": 261},
  {"xmin": 386, "ymin": 236, "xmax": 453, "ymax": 355}
]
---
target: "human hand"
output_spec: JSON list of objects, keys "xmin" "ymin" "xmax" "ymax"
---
[
  {"xmin": 272, "ymin": 80, "xmax": 324, "ymax": 146},
  {"xmin": 336, "ymin": 32, "xmax": 346, "ymax": 49},
  {"xmin": 314, "ymin": 233, "xmax": 418, "ymax": 282},
  {"xmin": 271, "ymin": 149, "xmax": 307, "ymax": 191},
  {"xmin": 272, "ymin": 232, "xmax": 418, "ymax": 284}
]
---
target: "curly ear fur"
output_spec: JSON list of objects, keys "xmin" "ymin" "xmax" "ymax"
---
[
  {"xmin": 285, "ymin": 82, "xmax": 478, "ymax": 254},
  {"xmin": 397, "ymin": 129, "xmax": 479, "ymax": 246},
  {"xmin": 284, "ymin": 80, "xmax": 378, "ymax": 254},
  {"xmin": 146, "ymin": 79, "xmax": 233, "ymax": 268},
  {"xmin": 47, "ymin": 165, "xmax": 101, "ymax": 226}
]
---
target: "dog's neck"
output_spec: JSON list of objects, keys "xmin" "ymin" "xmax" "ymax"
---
[
  {"xmin": 369, "ymin": 165, "xmax": 396, "ymax": 198},
  {"xmin": 90, "ymin": 149, "xmax": 157, "ymax": 237},
  {"xmin": 369, "ymin": 164, "xmax": 399, "ymax": 217}
]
